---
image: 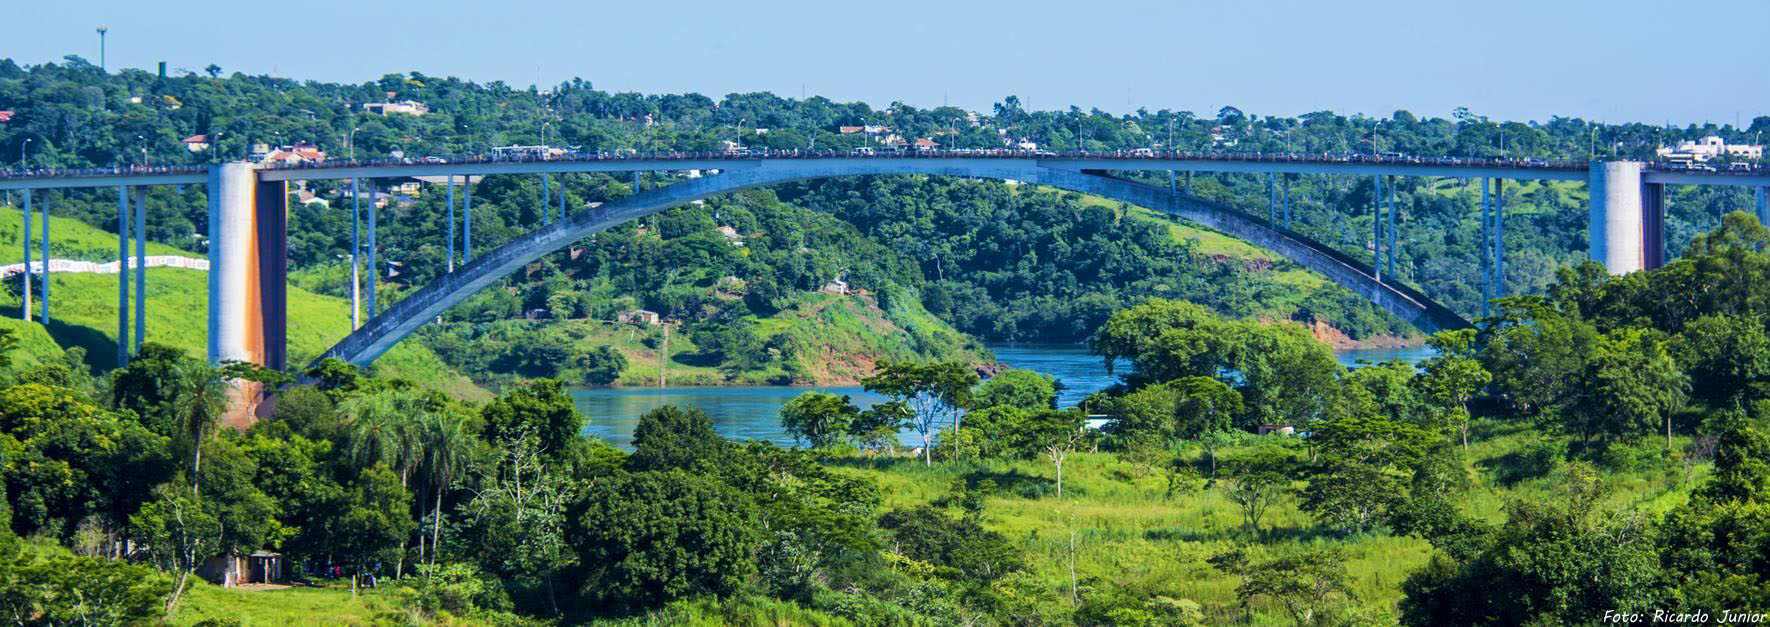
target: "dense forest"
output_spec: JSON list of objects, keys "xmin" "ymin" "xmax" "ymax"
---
[
  {"xmin": 5, "ymin": 212, "xmax": 1770, "ymax": 623},
  {"xmin": 2, "ymin": 57, "xmax": 1764, "ymax": 365}
]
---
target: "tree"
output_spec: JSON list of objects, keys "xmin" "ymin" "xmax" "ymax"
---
[
  {"xmin": 1227, "ymin": 322, "xmax": 1343, "ymax": 430},
  {"xmin": 417, "ymin": 407, "xmax": 473, "ymax": 571},
  {"xmin": 568, "ymin": 470, "xmax": 760, "ymax": 611},
  {"xmin": 1211, "ymin": 547, "xmax": 1354, "ymax": 626},
  {"xmin": 332, "ymin": 464, "xmax": 416, "ymax": 594},
  {"xmin": 479, "ymin": 380, "xmax": 584, "ymax": 462},
  {"xmin": 1222, "ymin": 444, "xmax": 1295, "ymax": 535},
  {"xmin": 778, "ymin": 391, "xmax": 859, "ymax": 449},
  {"xmin": 878, "ymin": 505, "xmax": 1022, "ymax": 583},
  {"xmin": 171, "ymin": 359, "xmax": 228, "ymax": 496},
  {"xmin": 575, "ymin": 345, "xmax": 628, "ymax": 385},
  {"xmin": 1004, "ymin": 409, "xmax": 1088, "ymax": 498},
  {"xmin": 0, "ymin": 383, "xmax": 171, "ymax": 541},
  {"xmin": 459, "ymin": 435, "xmax": 578, "ymax": 615},
  {"xmin": 343, "ymin": 389, "xmax": 425, "ymax": 488},
  {"xmin": 1090, "ymin": 299, "xmax": 1226, "ymax": 385},
  {"xmin": 1413, "ymin": 330, "xmax": 1491, "ymax": 449},
  {"xmin": 629, "ymin": 405, "xmax": 727, "ymax": 471},
  {"xmin": 1481, "ymin": 298, "xmax": 1599, "ymax": 415},
  {"xmin": 1397, "ymin": 464, "xmax": 1660, "ymax": 626},
  {"xmin": 862, "ymin": 361, "xmax": 978, "ymax": 465},
  {"xmin": 1172, "ymin": 377, "xmax": 1244, "ymax": 439},
  {"xmin": 0, "ymin": 533, "xmax": 164, "ymax": 624},
  {"xmin": 973, "ymin": 369, "xmax": 1058, "ymax": 411},
  {"xmin": 1658, "ymin": 420, "xmax": 1770, "ymax": 611},
  {"xmin": 1566, "ymin": 328, "xmax": 1688, "ymax": 449},
  {"xmin": 129, "ymin": 483, "xmax": 218, "ymax": 611}
]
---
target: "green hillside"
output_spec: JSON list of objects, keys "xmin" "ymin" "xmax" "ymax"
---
[
  {"xmin": 421, "ymin": 288, "xmax": 988, "ymax": 386},
  {"xmin": 0, "ymin": 205, "xmax": 196, "ymax": 263},
  {"xmin": 0, "ymin": 205, "xmax": 485, "ymax": 398}
]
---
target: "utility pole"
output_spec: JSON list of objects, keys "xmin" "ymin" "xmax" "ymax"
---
[{"xmin": 657, "ymin": 323, "xmax": 670, "ymax": 388}]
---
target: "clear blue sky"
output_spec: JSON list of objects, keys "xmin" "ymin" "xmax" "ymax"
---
[{"xmin": 10, "ymin": 0, "xmax": 1768, "ymax": 126}]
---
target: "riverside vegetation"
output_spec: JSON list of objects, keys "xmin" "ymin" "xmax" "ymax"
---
[{"xmin": 3, "ymin": 214, "xmax": 1770, "ymax": 625}]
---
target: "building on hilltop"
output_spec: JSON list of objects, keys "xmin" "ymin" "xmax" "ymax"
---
[
  {"xmin": 181, "ymin": 134, "xmax": 210, "ymax": 152},
  {"xmin": 362, "ymin": 100, "xmax": 430, "ymax": 116},
  {"xmin": 253, "ymin": 142, "xmax": 325, "ymax": 165},
  {"xmin": 1656, "ymin": 135, "xmax": 1764, "ymax": 164},
  {"xmin": 619, "ymin": 309, "xmax": 661, "ymax": 326}
]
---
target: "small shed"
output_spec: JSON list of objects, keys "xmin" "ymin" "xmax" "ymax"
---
[{"xmin": 246, "ymin": 551, "xmax": 287, "ymax": 584}]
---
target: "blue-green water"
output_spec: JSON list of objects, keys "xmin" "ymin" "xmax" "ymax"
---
[{"xmin": 573, "ymin": 343, "xmax": 1435, "ymax": 449}]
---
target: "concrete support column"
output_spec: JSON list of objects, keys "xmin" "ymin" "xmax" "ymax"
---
[
  {"xmin": 1589, "ymin": 161, "xmax": 1645, "ymax": 275},
  {"xmin": 1481, "ymin": 178, "xmax": 1492, "ymax": 315},
  {"xmin": 446, "ymin": 175, "xmax": 456, "ymax": 273},
  {"xmin": 350, "ymin": 178, "xmax": 361, "ymax": 329},
  {"xmin": 541, "ymin": 173, "xmax": 551, "ymax": 226},
  {"xmin": 1641, "ymin": 182, "xmax": 1665, "ymax": 270},
  {"xmin": 19, "ymin": 188, "xmax": 28, "ymax": 320},
  {"xmin": 1386, "ymin": 176, "xmax": 1397, "ymax": 278},
  {"xmin": 1373, "ymin": 175, "xmax": 1383, "ymax": 279},
  {"xmin": 39, "ymin": 193, "xmax": 49, "ymax": 324},
  {"xmin": 206, "ymin": 162, "xmax": 287, "ymax": 370},
  {"xmin": 368, "ymin": 182, "xmax": 378, "ymax": 316},
  {"xmin": 463, "ymin": 177, "xmax": 473, "ymax": 263},
  {"xmin": 134, "ymin": 187, "xmax": 146, "ymax": 353},
  {"xmin": 116, "ymin": 185, "xmax": 130, "ymax": 366},
  {"xmin": 1282, "ymin": 174, "xmax": 1291, "ymax": 229},
  {"xmin": 1495, "ymin": 179, "xmax": 1506, "ymax": 296},
  {"xmin": 1757, "ymin": 186, "xmax": 1769, "ymax": 226},
  {"xmin": 1267, "ymin": 172, "xmax": 1276, "ymax": 224}
]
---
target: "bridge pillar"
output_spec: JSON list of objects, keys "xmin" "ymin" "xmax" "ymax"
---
[
  {"xmin": 1588, "ymin": 161, "xmax": 1649, "ymax": 275},
  {"xmin": 207, "ymin": 162, "xmax": 287, "ymax": 426},
  {"xmin": 1641, "ymin": 182, "xmax": 1666, "ymax": 270},
  {"xmin": 1755, "ymin": 186, "xmax": 1767, "ymax": 227}
]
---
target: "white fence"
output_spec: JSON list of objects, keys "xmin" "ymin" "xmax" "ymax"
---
[{"xmin": 0, "ymin": 255, "xmax": 209, "ymax": 277}]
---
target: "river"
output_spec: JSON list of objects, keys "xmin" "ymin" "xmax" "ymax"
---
[{"xmin": 573, "ymin": 343, "xmax": 1437, "ymax": 449}]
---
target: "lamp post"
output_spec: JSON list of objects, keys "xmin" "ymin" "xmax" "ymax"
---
[{"xmin": 97, "ymin": 26, "xmax": 108, "ymax": 72}]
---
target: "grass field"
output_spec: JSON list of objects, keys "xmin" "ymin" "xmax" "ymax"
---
[
  {"xmin": 0, "ymin": 205, "xmax": 485, "ymax": 398},
  {"xmin": 829, "ymin": 418, "xmax": 1706, "ymax": 624},
  {"xmin": 172, "ymin": 579, "xmax": 413, "ymax": 626},
  {"xmin": 0, "ymin": 205, "xmax": 197, "ymax": 264},
  {"xmin": 153, "ymin": 416, "xmax": 1704, "ymax": 625}
]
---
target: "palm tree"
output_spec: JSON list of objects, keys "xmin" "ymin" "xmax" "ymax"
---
[
  {"xmin": 343, "ymin": 389, "xmax": 427, "ymax": 578},
  {"xmin": 343, "ymin": 390, "xmax": 424, "ymax": 487},
  {"xmin": 417, "ymin": 408, "xmax": 473, "ymax": 571},
  {"xmin": 172, "ymin": 360, "xmax": 227, "ymax": 496}
]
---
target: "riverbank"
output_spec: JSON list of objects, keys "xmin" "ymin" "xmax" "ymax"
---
[
  {"xmin": 572, "ymin": 342, "xmax": 1436, "ymax": 450},
  {"xmin": 1305, "ymin": 319, "xmax": 1426, "ymax": 349}
]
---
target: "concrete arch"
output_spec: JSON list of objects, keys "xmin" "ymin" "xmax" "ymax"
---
[{"xmin": 319, "ymin": 160, "xmax": 1469, "ymax": 367}]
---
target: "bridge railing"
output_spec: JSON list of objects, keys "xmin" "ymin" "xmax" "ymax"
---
[
  {"xmin": 4, "ymin": 149, "xmax": 1763, "ymax": 180},
  {"xmin": 0, "ymin": 163, "xmax": 209, "ymax": 180}
]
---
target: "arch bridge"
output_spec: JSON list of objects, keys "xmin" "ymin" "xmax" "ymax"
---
[{"xmin": 3, "ymin": 152, "xmax": 1767, "ymax": 381}]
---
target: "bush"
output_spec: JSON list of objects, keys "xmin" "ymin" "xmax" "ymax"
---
[
  {"xmin": 407, "ymin": 562, "xmax": 515, "ymax": 618},
  {"xmin": 1488, "ymin": 435, "xmax": 1565, "ymax": 486},
  {"xmin": 568, "ymin": 470, "xmax": 761, "ymax": 612}
]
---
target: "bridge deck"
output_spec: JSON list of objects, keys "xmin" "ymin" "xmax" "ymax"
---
[{"xmin": 3, "ymin": 152, "xmax": 1764, "ymax": 189}]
